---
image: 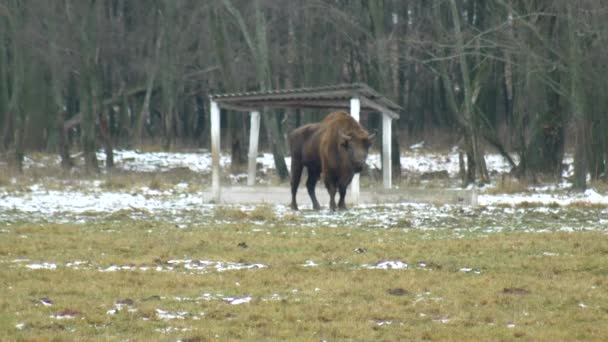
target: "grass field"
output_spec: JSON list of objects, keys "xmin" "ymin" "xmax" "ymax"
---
[
  {"xmin": 2, "ymin": 205, "xmax": 608, "ymax": 341},
  {"xmin": 2, "ymin": 151, "xmax": 608, "ymax": 340}
]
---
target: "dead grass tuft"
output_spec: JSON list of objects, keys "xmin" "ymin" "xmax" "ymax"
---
[
  {"xmin": 281, "ymin": 212, "xmax": 301, "ymax": 224},
  {"xmin": 103, "ymin": 175, "xmax": 133, "ymax": 190},
  {"xmin": 213, "ymin": 206, "xmax": 248, "ymax": 220},
  {"xmin": 567, "ymin": 201, "xmax": 607, "ymax": 209},
  {"xmin": 514, "ymin": 201, "xmax": 560, "ymax": 209},
  {"xmin": 148, "ymin": 176, "xmax": 164, "ymax": 190},
  {"xmin": 487, "ymin": 175, "xmax": 528, "ymax": 194},
  {"xmin": 212, "ymin": 204, "xmax": 277, "ymax": 222},
  {"xmin": 249, "ymin": 204, "xmax": 276, "ymax": 221},
  {"xmin": 106, "ymin": 208, "xmax": 148, "ymax": 221}
]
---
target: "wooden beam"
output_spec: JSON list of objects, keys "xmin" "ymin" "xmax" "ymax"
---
[
  {"xmin": 231, "ymin": 100, "xmax": 351, "ymax": 110},
  {"xmin": 247, "ymin": 111, "xmax": 261, "ymax": 186},
  {"xmin": 211, "ymin": 100, "xmax": 221, "ymax": 202},
  {"xmin": 360, "ymin": 96, "xmax": 400, "ymax": 119},
  {"xmin": 350, "ymin": 97, "xmax": 360, "ymax": 205},
  {"xmin": 382, "ymin": 113, "xmax": 392, "ymax": 189},
  {"xmin": 212, "ymin": 88, "xmax": 356, "ymax": 102},
  {"xmin": 214, "ymin": 102, "xmax": 257, "ymax": 112}
]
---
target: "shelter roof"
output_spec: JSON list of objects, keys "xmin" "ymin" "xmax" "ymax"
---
[{"xmin": 210, "ymin": 83, "xmax": 401, "ymax": 119}]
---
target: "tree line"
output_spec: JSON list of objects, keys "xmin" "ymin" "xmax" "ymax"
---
[{"xmin": 1, "ymin": 0, "xmax": 606, "ymax": 190}]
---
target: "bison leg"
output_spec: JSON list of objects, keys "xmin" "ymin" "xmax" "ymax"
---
[
  {"xmin": 325, "ymin": 178, "xmax": 338, "ymax": 211},
  {"xmin": 290, "ymin": 161, "xmax": 304, "ymax": 210},
  {"xmin": 338, "ymin": 184, "xmax": 348, "ymax": 210},
  {"xmin": 306, "ymin": 169, "xmax": 322, "ymax": 210}
]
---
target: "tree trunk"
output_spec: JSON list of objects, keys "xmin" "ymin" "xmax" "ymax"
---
[
  {"xmin": 2, "ymin": 0, "xmax": 25, "ymax": 170},
  {"xmin": 99, "ymin": 107, "xmax": 114, "ymax": 169},
  {"xmin": 449, "ymin": 0, "xmax": 488, "ymax": 185},
  {"xmin": 567, "ymin": 2, "xmax": 587, "ymax": 190},
  {"xmin": 0, "ymin": 22, "xmax": 7, "ymax": 150},
  {"xmin": 57, "ymin": 110, "xmax": 72, "ymax": 169},
  {"xmin": 81, "ymin": 73, "xmax": 99, "ymax": 174},
  {"xmin": 282, "ymin": 6, "xmax": 297, "ymax": 148},
  {"xmin": 73, "ymin": 0, "xmax": 103, "ymax": 174},
  {"xmin": 138, "ymin": 32, "xmax": 162, "ymax": 146}
]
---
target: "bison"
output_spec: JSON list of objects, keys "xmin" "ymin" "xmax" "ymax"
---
[{"xmin": 289, "ymin": 111, "xmax": 374, "ymax": 211}]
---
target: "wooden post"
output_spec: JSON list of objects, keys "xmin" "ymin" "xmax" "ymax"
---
[
  {"xmin": 211, "ymin": 100, "xmax": 221, "ymax": 202},
  {"xmin": 382, "ymin": 113, "xmax": 392, "ymax": 189},
  {"xmin": 247, "ymin": 111, "xmax": 261, "ymax": 186},
  {"xmin": 350, "ymin": 97, "xmax": 360, "ymax": 204}
]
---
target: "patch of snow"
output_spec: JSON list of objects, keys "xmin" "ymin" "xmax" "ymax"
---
[
  {"xmin": 224, "ymin": 296, "xmax": 252, "ymax": 305},
  {"xmin": 166, "ymin": 259, "xmax": 267, "ymax": 273},
  {"xmin": 40, "ymin": 298, "xmax": 53, "ymax": 306},
  {"xmin": 50, "ymin": 314, "xmax": 75, "ymax": 320},
  {"xmin": 99, "ymin": 265, "xmax": 138, "ymax": 272},
  {"xmin": 155, "ymin": 308, "xmax": 188, "ymax": 320},
  {"xmin": 216, "ymin": 262, "xmax": 267, "ymax": 272},
  {"xmin": 375, "ymin": 320, "xmax": 393, "ymax": 326},
  {"xmin": 459, "ymin": 267, "xmax": 481, "ymax": 274},
  {"xmin": 15, "ymin": 323, "xmax": 26, "ymax": 330},
  {"xmin": 157, "ymin": 326, "xmax": 193, "ymax": 334},
  {"xmin": 66, "ymin": 260, "xmax": 88, "ymax": 269},
  {"xmin": 364, "ymin": 261, "xmax": 409, "ymax": 270},
  {"xmin": 26, "ymin": 263, "xmax": 57, "ymax": 270},
  {"xmin": 434, "ymin": 318, "xmax": 450, "ymax": 324},
  {"xmin": 302, "ymin": 260, "xmax": 318, "ymax": 267},
  {"xmin": 106, "ymin": 301, "xmax": 137, "ymax": 315}
]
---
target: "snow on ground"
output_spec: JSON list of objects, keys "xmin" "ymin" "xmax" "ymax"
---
[{"xmin": 2, "ymin": 148, "xmax": 608, "ymax": 231}]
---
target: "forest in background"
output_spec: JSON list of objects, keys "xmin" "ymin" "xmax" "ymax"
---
[{"xmin": 1, "ymin": 0, "xmax": 607, "ymax": 189}]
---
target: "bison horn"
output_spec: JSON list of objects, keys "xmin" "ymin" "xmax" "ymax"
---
[
  {"xmin": 339, "ymin": 129, "xmax": 351, "ymax": 141},
  {"xmin": 368, "ymin": 132, "xmax": 376, "ymax": 140}
]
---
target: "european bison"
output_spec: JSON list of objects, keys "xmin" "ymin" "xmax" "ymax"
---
[{"xmin": 289, "ymin": 111, "xmax": 374, "ymax": 211}]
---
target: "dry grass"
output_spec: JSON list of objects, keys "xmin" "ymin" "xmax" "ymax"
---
[
  {"xmin": 213, "ymin": 206, "xmax": 249, "ymax": 220},
  {"xmin": 487, "ymin": 175, "xmax": 529, "ymax": 194},
  {"xmin": 1, "ymin": 217, "xmax": 607, "ymax": 341},
  {"xmin": 213, "ymin": 204, "xmax": 277, "ymax": 222},
  {"xmin": 248, "ymin": 204, "xmax": 276, "ymax": 221}
]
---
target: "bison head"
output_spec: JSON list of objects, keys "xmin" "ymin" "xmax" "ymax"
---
[{"xmin": 339, "ymin": 129, "xmax": 375, "ymax": 172}]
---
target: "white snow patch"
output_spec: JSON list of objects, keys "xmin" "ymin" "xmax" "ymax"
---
[
  {"xmin": 375, "ymin": 320, "xmax": 393, "ymax": 326},
  {"xmin": 459, "ymin": 267, "xmax": 481, "ymax": 274},
  {"xmin": 166, "ymin": 259, "xmax": 267, "ymax": 272},
  {"xmin": 26, "ymin": 263, "xmax": 57, "ymax": 270},
  {"xmin": 155, "ymin": 308, "xmax": 188, "ymax": 320},
  {"xmin": 157, "ymin": 326, "xmax": 193, "ymax": 334},
  {"xmin": 106, "ymin": 301, "xmax": 137, "ymax": 315},
  {"xmin": 224, "ymin": 296, "xmax": 252, "ymax": 305},
  {"xmin": 99, "ymin": 265, "xmax": 138, "ymax": 272},
  {"xmin": 364, "ymin": 261, "xmax": 409, "ymax": 270},
  {"xmin": 50, "ymin": 314, "xmax": 75, "ymax": 320},
  {"xmin": 302, "ymin": 260, "xmax": 318, "ymax": 267}
]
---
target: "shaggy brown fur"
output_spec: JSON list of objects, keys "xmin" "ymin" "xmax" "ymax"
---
[{"xmin": 289, "ymin": 111, "xmax": 374, "ymax": 211}]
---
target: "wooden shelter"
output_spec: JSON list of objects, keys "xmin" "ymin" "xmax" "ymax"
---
[{"xmin": 209, "ymin": 83, "xmax": 401, "ymax": 202}]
